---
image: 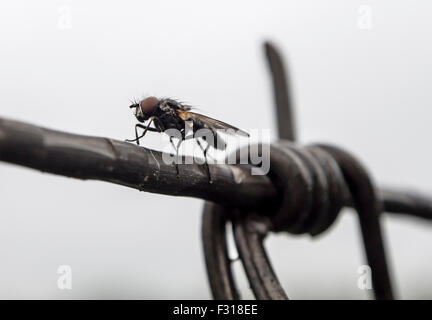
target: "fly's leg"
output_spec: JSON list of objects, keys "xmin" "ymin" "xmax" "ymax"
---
[
  {"xmin": 170, "ymin": 136, "xmax": 180, "ymax": 177},
  {"xmin": 196, "ymin": 138, "xmax": 212, "ymax": 184},
  {"xmin": 126, "ymin": 118, "xmax": 156, "ymax": 145},
  {"xmin": 170, "ymin": 133, "xmax": 194, "ymax": 178},
  {"xmin": 129, "ymin": 124, "xmax": 158, "ymax": 145},
  {"xmin": 125, "ymin": 124, "xmax": 142, "ymax": 144}
]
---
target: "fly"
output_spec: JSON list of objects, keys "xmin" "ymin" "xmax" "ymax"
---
[{"xmin": 126, "ymin": 96, "xmax": 249, "ymax": 183}]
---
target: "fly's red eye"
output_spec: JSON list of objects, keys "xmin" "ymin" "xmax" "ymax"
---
[{"xmin": 140, "ymin": 96, "xmax": 159, "ymax": 115}]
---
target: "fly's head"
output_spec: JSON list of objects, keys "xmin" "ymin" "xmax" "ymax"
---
[{"xmin": 129, "ymin": 96, "xmax": 160, "ymax": 122}]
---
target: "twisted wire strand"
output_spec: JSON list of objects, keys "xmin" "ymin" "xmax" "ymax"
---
[
  {"xmin": 201, "ymin": 42, "xmax": 426, "ymax": 300},
  {"xmin": 203, "ymin": 142, "xmax": 397, "ymax": 300}
]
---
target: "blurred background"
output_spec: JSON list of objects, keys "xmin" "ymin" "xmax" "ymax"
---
[{"xmin": 0, "ymin": 0, "xmax": 431, "ymax": 299}]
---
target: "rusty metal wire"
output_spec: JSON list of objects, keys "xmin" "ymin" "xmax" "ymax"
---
[
  {"xmin": 0, "ymin": 42, "xmax": 431, "ymax": 300},
  {"xmin": 202, "ymin": 142, "xmax": 395, "ymax": 300},
  {"xmin": 0, "ymin": 118, "xmax": 275, "ymax": 208},
  {"xmin": 0, "ymin": 117, "xmax": 430, "ymax": 222},
  {"xmin": 201, "ymin": 42, "xmax": 432, "ymax": 300},
  {"xmin": 265, "ymin": 41, "xmax": 296, "ymax": 141}
]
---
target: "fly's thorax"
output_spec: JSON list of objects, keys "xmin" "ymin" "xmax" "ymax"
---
[{"xmin": 154, "ymin": 106, "xmax": 185, "ymax": 131}]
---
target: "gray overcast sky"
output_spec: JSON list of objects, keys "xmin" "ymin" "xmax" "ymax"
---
[{"xmin": 0, "ymin": 0, "xmax": 431, "ymax": 298}]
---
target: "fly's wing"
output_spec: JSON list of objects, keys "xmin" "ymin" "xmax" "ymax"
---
[
  {"xmin": 179, "ymin": 103, "xmax": 194, "ymax": 111},
  {"xmin": 177, "ymin": 111, "xmax": 250, "ymax": 137}
]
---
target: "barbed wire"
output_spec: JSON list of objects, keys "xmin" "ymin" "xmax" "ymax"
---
[
  {"xmin": 202, "ymin": 42, "xmax": 432, "ymax": 300},
  {"xmin": 0, "ymin": 42, "xmax": 431, "ymax": 300}
]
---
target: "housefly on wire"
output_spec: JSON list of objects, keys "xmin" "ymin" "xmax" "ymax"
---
[{"xmin": 126, "ymin": 97, "xmax": 249, "ymax": 183}]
